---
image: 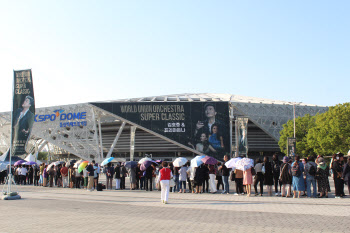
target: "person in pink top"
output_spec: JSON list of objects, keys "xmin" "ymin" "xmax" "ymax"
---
[
  {"xmin": 243, "ymin": 168, "xmax": 253, "ymax": 197},
  {"xmin": 157, "ymin": 161, "xmax": 173, "ymax": 204}
]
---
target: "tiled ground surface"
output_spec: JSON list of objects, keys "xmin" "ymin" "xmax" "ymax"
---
[{"xmin": 1, "ymin": 179, "xmax": 349, "ymax": 233}]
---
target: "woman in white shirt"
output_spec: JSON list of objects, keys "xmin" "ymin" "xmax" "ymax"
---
[{"xmin": 179, "ymin": 165, "xmax": 188, "ymax": 193}]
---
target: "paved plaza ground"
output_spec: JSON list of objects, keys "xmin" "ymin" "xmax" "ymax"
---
[{"xmin": 1, "ymin": 179, "xmax": 350, "ymax": 233}]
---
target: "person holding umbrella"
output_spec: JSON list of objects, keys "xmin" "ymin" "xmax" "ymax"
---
[
  {"xmin": 179, "ymin": 165, "xmax": 188, "ymax": 193},
  {"xmin": 157, "ymin": 161, "xmax": 173, "ymax": 204}
]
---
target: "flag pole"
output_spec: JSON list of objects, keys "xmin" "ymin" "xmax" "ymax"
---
[{"xmin": 7, "ymin": 70, "xmax": 16, "ymax": 195}]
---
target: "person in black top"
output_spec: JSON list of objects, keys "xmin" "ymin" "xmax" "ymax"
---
[
  {"xmin": 272, "ymin": 154, "xmax": 281, "ymax": 196},
  {"xmin": 28, "ymin": 165, "xmax": 34, "ymax": 185},
  {"xmin": 145, "ymin": 164, "xmax": 154, "ymax": 191},
  {"xmin": 342, "ymin": 157, "xmax": 350, "ymax": 195},
  {"xmin": 86, "ymin": 162, "xmax": 95, "ymax": 191},
  {"xmin": 332, "ymin": 153, "xmax": 345, "ymax": 198},
  {"xmin": 120, "ymin": 164, "xmax": 127, "ymax": 190},
  {"xmin": 202, "ymin": 164, "xmax": 209, "ymax": 193},
  {"xmin": 195, "ymin": 164, "xmax": 206, "ymax": 193},
  {"xmin": 106, "ymin": 163, "xmax": 114, "ymax": 190},
  {"xmin": 220, "ymin": 155, "xmax": 231, "ymax": 194},
  {"xmin": 114, "ymin": 163, "xmax": 121, "ymax": 190}
]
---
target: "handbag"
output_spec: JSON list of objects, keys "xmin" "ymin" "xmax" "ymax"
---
[{"xmin": 169, "ymin": 178, "xmax": 175, "ymax": 187}]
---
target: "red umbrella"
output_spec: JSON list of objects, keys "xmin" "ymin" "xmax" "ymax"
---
[{"xmin": 201, "ymin": 156, "xmax": 217, "ymax": 165}]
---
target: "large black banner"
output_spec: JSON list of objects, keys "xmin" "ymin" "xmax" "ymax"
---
[
  {"xmin": 11, "ymin": 69, "xmax": 35, "ymax": 156},
  {"xmin": 91, "ymin": 101, "xmax": 230, "ymax": 159}
]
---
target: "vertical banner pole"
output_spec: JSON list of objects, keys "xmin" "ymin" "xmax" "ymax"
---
[
  {"xmin": 235, "ymin": 119, "xmax": 238, "ymax": 158},
  {"xmin": 98, "ymin": 117, "xmax": 103, "ymax": 160},
  {"xmin": 229, "ymin": 105, "xmax": 233, "ymax": 158},
  {"xmin": 130, "ymin": 126, "xmax": 136, "ymax": 161},
  {"xmin": 293, "ymin": 104, "xmax": 296, "ymax": 138}
]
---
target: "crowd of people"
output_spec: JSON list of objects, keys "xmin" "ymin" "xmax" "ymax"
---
[{"xmin": 1, "ymin": 153, "xmax": 350, "ymax": 203}]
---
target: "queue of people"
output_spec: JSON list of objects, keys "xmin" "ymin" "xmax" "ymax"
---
[{"xmin": 2, "ymin": 153, "xmax": 350, "ymax": 204}]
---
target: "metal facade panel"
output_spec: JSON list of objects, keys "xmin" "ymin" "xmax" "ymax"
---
[{"xmin": 231, "ymin": 102, "xmax": 328, "ymax": 141}]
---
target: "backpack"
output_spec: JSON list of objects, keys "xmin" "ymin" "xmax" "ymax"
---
[
  {"xmin": 292, "ymin": 162, "xmax": 301, "ymax": 176},
  {"xmin": 308, "ymin": 164, "xmax": 316, "ymax": 176},
  {"xmin": 273, "ymin": 161, "xmax": 280, "ymax": 174}
]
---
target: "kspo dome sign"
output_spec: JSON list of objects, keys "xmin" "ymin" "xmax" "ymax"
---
[{"xmin": 35, "ymin": 109, "xmax": 87, "ymax": 127}]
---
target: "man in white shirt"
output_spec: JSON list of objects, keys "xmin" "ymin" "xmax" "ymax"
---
[{"xmin": 20, "ymin": 165, "xmax": 28, "ymax": 185}]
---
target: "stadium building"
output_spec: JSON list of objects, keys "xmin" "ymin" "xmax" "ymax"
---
[{"xmin": 0, "ymin": 93, "xmax": 328, "ymax": 162}]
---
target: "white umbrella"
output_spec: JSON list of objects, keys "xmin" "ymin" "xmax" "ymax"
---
[
  {"xmin": 138, "ymin": 157, "xmax": 153, "ymax": 164},
  {"xmin": 225, "ymin": 157, "xmax": 242, "ymax": 169},
  {"xmin": 235, "ymin": 158, "xmax": 254, "ymax": 171},
  {"xmin": 54, "ymin": 161, "xmax": 65, "ymax": 166},
  {"xmin": 190, "ymin": 155, "xmax": 205, "ymax": 168},
  {"xmin": 47, "ymin": 162, "xmax": 56, "ymax": 171},
  {"xmin": 173, "ymin": 157, "xmax": 188, "ymax": 167},
  {"xmin": 73, "ymin": 159, "xmax": 84, "ymax": 168}
]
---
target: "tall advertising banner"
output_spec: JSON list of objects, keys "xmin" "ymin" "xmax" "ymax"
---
[
  {"xmin": 91, "ymin": 102, "xmax": 230, "ymax": 160},
  {"xmin": 236, "ymin": 117, "xmax": 248, "ymax": 156},
  {"xmin": 11, "ymin": 69, "xmax": 35, "ymax": 156},
  {"xmin": 287, "ymin": 137, "xmax": 296, "ymax": 157}
]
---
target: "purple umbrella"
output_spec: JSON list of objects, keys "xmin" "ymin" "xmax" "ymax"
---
[
  {"xmin": 140, "ymin": 160, "xmax": 158, "ymax": 171},
  {"xmin": 201, "ymin": 156, "xmax": 218, "ymax": 165},
  {"xmin": 24, "ymin": 161, "xmax": 37, "ymax": 165},
  {"xmin": 155, "ymin": 160, "xmax": 162, "ymax": 164},
  {"xmin": 14, "ymin": 160, "xmax": 25, "ymax": 166}
]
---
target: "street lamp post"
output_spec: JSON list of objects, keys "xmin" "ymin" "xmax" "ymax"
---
[{"xmin": 293, "ymin": 103, "xmax": 296, "ymax": 138}]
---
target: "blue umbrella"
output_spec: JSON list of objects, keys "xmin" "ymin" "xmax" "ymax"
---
[
  {"xmin": 190, "ymin": 155, "xmax": 205, "ymax": 167},
  {"xmin": 124, "ymin": 161, "xmax": 138, "ymax": 169},
  {"xmin": 101, "ymin": 157, "xmax": 115, "ymax": 166}
]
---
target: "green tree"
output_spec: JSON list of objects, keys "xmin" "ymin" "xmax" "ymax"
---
[
  {"xmin": 279, "ymin": 114, "xmax": 316, "ymax": 157},
  {"xmin": 307, "ymin": 103, "xmax": 350, "ymax": 155},
  {"xmin": 38, "ymin": 152, "xmax": 48, "ymax": 161}
]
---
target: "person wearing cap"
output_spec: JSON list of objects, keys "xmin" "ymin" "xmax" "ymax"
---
[
  {"xmin": 280, "ymin": 156, "xmax": 292, "ymax": 197},
  {"xmin": 316, "ymin": 157, "xmax": 330, "ymax": 198}
]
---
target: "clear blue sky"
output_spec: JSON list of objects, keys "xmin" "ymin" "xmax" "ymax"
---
[{"xmin": 0, "ymin": 0, "xmax": 349, "ymax": 112}]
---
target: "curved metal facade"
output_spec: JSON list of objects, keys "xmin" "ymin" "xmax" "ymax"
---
[{"xmin": 0, "ymin": 93, "xmax": 328, "ymax": 161}]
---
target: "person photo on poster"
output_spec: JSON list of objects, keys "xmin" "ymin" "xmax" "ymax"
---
[
  {"xmin": 194, "ymin": 103, "xmax": 225, "ymax": 137},
  {"xmin": 208, "ymin": 123, "xmax": 224, "ymax": 152},
  {"xmin": 13, "ymin": 96, "xmax": 35, "ymax": 152},
  {"xmin": 192, "ymin": 103, "xmax": 227, "ymax": 157},
  {"xmin": 188, "ymin": 132, "xmax": 216, "ymax": 154}
]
